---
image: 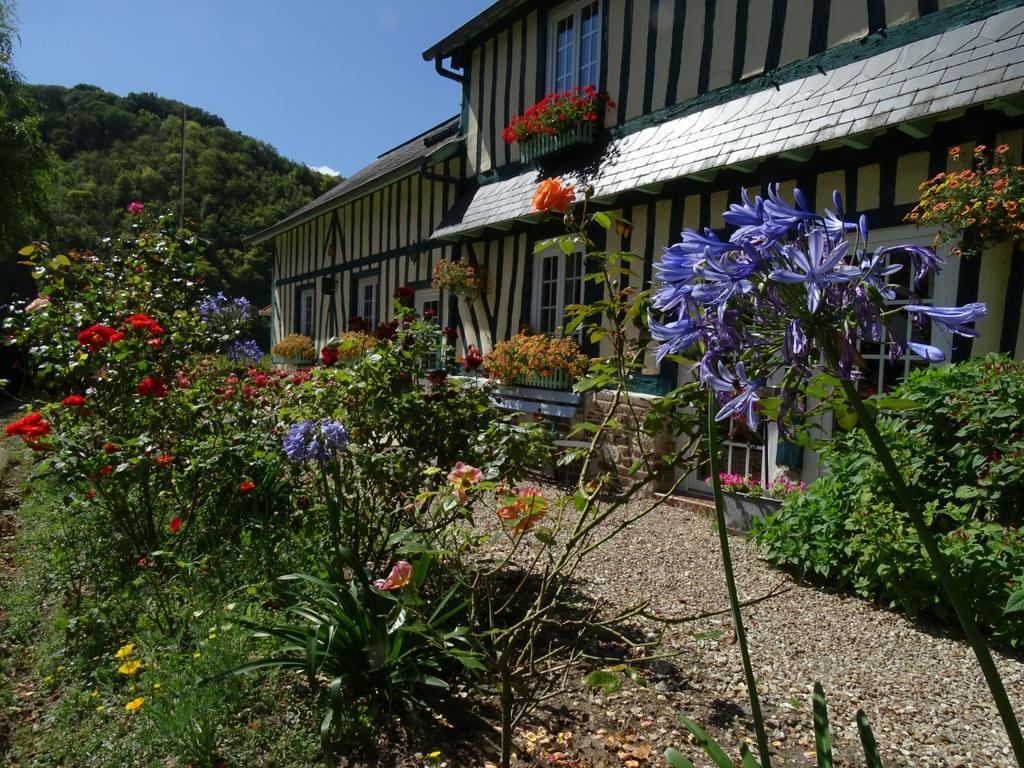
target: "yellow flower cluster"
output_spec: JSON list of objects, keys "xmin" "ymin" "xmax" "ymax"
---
[
  {"xmin": 330, "ymin": 331, "xmax": 377, "ymax": 360},
  {"xmin": 483, "ymin": 333, "xmax": 590, "ymax": 385},
  {"xmin": 271, "ymin": 333, "xmax": 316, "ymax": 361}
]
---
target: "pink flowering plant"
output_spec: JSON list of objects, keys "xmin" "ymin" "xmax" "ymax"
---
[{"xmin": 710, "ymin": 472, "xmax": 805, "ymax": 500}]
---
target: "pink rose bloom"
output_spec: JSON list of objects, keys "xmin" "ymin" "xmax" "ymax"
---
[
  {"xmin": 447, "ymin": 461, "xmax": 483, "ymax": 485},
  {"xmin": 373, "ymin": 561, "xmax": 412, "ymax": 591},
  {"xmin": 127, "ymin": 202, "xmax": 145, "ymax": 214},
  {"xmin": 25, "ymin": 296, "xmax": 51, "ymax": 313}
]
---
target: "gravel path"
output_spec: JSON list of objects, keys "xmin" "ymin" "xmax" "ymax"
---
[{"xmin": 497, "ymin": 490, "xmax": 1024, "ymax": 768}]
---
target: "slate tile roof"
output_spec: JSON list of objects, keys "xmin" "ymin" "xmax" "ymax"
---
[
  {"xmin": 431, "ymin": 5, "xmax": 1024, "ymax": 240},
  {"xmin": 247, "ymin": 116, "xmax": 461, "ymax": 244}
]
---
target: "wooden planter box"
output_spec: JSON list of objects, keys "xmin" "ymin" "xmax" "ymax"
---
[
  {"xmin": 511, "ymin": 369, "xmax": 573, "ymax": 391},
  {"xmin": 520, "ymin": 121, "xmax": 596, "ymax": 164},
  {"xmin": 271, "ymin": 355, "xmax": 315, "ymax": 371},
  {"xmin": 721, "ymin": 492, "xmax": 782, "ymax": 532}
]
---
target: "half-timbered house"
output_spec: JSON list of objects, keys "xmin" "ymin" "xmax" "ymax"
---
[{"xmin": 248, "ymin": 0, "xmax": 1024, "ymax": 493}]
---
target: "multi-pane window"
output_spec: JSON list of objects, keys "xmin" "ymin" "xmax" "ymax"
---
[
  {"xmin": 299, "ymin": 288, "xmax": 315, "ymax": 338},
  {"xmin": 534, "ymin": 249, "xmax": 583, "ymax": 334},
  {"xmin": 856, "ymin": 243, "xmax": 938, "ymax": 394},
  {"xmin": 358, "ymin": 277, "xmax": 378, "ymax": 329},
  {"xmin": 551, "ymin": 1, "xmax": 601, "ymax": 91}
]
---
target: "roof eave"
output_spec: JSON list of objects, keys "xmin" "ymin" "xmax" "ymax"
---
[
  {"xmin": 243, "ymin": 138, "xmax": 461, "ymax": 247},
  {"xmin": 421, "ymin": 0, "xmax": 530, "ymax": 61}
]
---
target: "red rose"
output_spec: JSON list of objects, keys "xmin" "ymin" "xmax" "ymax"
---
[
  {"xmin": 77, "ymin": 324, "xmax": 124, "ymax": 351},
  {"xmin": 126, "ymin": 314, "xmax": 164, "ymax": 335},
  {"xmin": 61, "ymin": 395, "xmax": 86, "ymax": 407},
  {"xmin": 5, "ymin": 412, "xmax": 51, "ymax": 440},
  {"xmin": 169, "ymin": 517, "xmax": 182, "ymax": 533},
  {"xmin": 155, "ymin": 454, "xmax": 174, "ymax": 466},
  {"xmin": 394, "ymin": 285, "xmax": 415, "ymax": 304},
  {"xmin": 238, "ymin": 480, "xmax": 255, "ymax": 493},
  {"xmin": 321, "ymin": 346, "xmax": 340, "ymax": 367},
  {"xmin": 427, "ymin": 370, "xmax": 448, "ymax": 387},
  {"xmin": 103, "ymin": 443, "xmax": 120, "ymax": 454},
  {"xmin": 99, "ymin": 466, "xmax": 113, "ymax": 476},
  {"xmin": 136, "ymin": 377, "xmax": 168, "ymax": 398},
  {"xmin": 86, "ymin": 490, "xmax": 97, "ymax": 499}
]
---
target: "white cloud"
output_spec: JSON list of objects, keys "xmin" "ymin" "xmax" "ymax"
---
[{"xmin": 308, "ymin": 164, "xmax": 341, "ymax": 177}]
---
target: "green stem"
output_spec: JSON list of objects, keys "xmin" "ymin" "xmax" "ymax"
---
[
  {"xmin": 707, "ymin": 389, "xmax": 773, "ymax": 768},
  {"xmin": 838, "ymin": 377, "xmax": 1024, "ymax": 766}
]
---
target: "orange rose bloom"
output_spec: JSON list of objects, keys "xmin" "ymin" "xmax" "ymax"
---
[{"xmin": 532, "ymin": 178, "xmax": 576, "ymax": 213}]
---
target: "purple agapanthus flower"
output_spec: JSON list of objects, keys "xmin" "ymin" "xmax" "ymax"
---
[
  {"xmin": 647, "ymin": 181, "xmax": 988, "ymax": 432},
  {"xmin": 904, "ymin": 302, "xmax": 986, "ymax": 337},
  {"xmin": 284, "ymin": 419, "xmax": 349, "ymax": 466},
  {"xmin": 769, "ymin": 228, "xmax": 850, "ymax": 312},
  {"xmin": 226, "ymin": 338, "xmax": 264, "ymax": 362},
  {"xmin": 702, "ymin": 360, "xmax": 766, "ymax": 429},
  {"xmin": 650, "ymin": 311, "xmax": 703, "ymax": 363}
]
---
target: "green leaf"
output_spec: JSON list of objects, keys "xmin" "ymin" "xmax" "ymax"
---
[
  {"xmin": 593, "ymin": 211, "xmax": 612, "ymax": 229},
  {"xmin": 1005, "ymin": 589, "xmax": 1024, "ymax": 615},
  {"xmin": 663, "ymin": 748, "xmax": 697, "ymax": 768},
  {"xmin": 17, "ymin": 245, "xmax": 36, "ymax": 256},
  {"xmin": 676, "ymin": 714, "xmax": 736, "ymax": 768},
  {"xmin": 534, "ymin": 528, "xmax": 556, "ymax": 546},
  {"xmin": 855, "ymin": 710, "xmax": 883, "ymax": 768},
  {"xmin": 812, "ymin": 682, "xmax": 833, "ymax": 768},
  {"xmin": 582, "ymin": 669, "xmax": 621, "ymax": 694},
  {"xmin": 559, "ymin": 238, "xmax": 575, "ymax": 256},
  {"xmin": 873, "ymin": 397, "xmax": 923, "ymax": 410},
  {"xmin": 954, "ymin": 485, "xmax": 981, "ymax": 500}
]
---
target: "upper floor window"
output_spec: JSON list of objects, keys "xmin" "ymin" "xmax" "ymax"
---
[
  {"xmin": 533, "ymin": 247, "xmax": 583, "ymax": 334},
  {"xmin": 550, "ymin": 1, "xmax": 601, "ymax": 92},
  {"xmin": 299, "ymin": 287, "xmax": 315, "ymax": 338}
]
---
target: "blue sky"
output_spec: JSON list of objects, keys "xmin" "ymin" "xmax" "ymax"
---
[{"xmin": 12, "ymin": 1, "xmax": 492, "ymax": 177}]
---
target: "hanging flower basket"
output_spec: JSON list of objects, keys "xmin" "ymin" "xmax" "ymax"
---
[
  {"xmin": 432, "ymin": 258, "xmax": 485, "ymax": 299},
  {"xmin": 520, "ymin": 121, "xmax": 597, "ymax": 164}
]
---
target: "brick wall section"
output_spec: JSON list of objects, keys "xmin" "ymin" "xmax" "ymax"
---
[{"xmin": 581, "ymin": 390, "xmax": 678, "ymax": 495}]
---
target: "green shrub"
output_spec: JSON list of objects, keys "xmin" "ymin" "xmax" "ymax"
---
[{"xmin": 753, "ymin": 355, "xmax": 1024, "ymax": 646}]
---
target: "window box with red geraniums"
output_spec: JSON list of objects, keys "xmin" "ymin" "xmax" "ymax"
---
[
  {"xmin": 432, "ymin": 258, "xmax": 483, "ymax": 299},
  {"xmin": 908, "ymin": 143, "xmax": 1024, "ymax": 258},
  {"xmin": 503, "ymin": 86, "xmax": 614, "ymax": 164},
  {"xmin": 482, "ymin": 333, "xmax": 589, "ymax": 391}
]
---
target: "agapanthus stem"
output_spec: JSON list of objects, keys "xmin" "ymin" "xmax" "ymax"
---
[
  {"xmin": 706, "ymin": 389, "xmax": 773, "ymax": 768},
  {"xmin": 837, "ymin": 377, "xmax": 1024, "ymax": 766}
]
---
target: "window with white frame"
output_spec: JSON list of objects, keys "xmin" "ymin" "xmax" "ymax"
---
[
  {"xmin": 357, "ymin": 275, "xmax": 379, "ymax": 329},
  {"xmin": 855, "ymin": 229, "xmax": 943, "ymax": 395},
  {"xmin": 299, "ymin": 287, "xmax": 315, "ymax": 338},
  {"xmin": 550, "ymin": 0, "xmax": 601, "ymax": 92},
  {"xmin": 533, "ymin": 247, "xmax": 584, "ymax": 335}
]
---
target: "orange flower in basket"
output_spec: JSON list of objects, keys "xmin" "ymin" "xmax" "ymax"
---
[{"xmin": 532, "ymin": 178, "xmax": 576, "ymax": 213}]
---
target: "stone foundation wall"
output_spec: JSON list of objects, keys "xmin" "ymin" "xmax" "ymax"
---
[{"xmin": 580, "ymin": 389, "xmax": 677, "ymax": 495}]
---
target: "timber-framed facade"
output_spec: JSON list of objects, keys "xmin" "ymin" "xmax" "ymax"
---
[{"xmin": 248, "ymin": 0, "xmax": 1024, "ymax": 493}]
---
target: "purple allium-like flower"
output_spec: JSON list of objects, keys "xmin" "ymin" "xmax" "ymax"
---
[
  {"xmin": 283, "ymin": 419, "xmax": 349, "ymax": 466},
  {"xmin": 227, "ymin": 338, "xmax": 264, "ymax": 362}
]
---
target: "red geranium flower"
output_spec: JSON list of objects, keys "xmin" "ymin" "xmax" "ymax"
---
[
  {"xmin": 99, "ymin": 466, "xmax": 113, "ymax": 476},
  {"xmin": 86, "ymin": 490, "xmax": 97, "ymax": 499},
  {"xmin": 169, "ymin": 517, "xmax": 182, "ymax": 533},
  {"xmin": 61, "ymin": 395, "xmax": 86, "ymax": 407},
  {"xmin": 238, "ymin": 480, "xmax": 255, "ymax": 493},
  {"xmin": 136, "ymin": 377, "xmax": 168, "ymax": 398},
  {"xmin": 103, "ymin": 443, "xmax": 120, "ymax": 454},
  {"xmin": 155, "ymin": 454, "xmax": 174, "ymax": 466},
  {"xmin": 77, "ymin": 324, "xmax": 125, "ymax": 351}
]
